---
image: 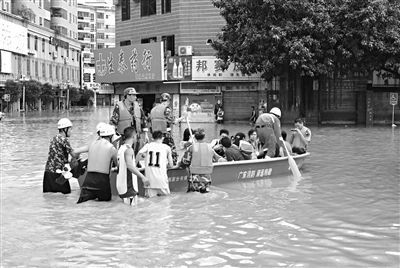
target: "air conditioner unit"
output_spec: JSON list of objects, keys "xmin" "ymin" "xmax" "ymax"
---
[
  {"xmin": 178, "ymin": 46, "xmax": 193, "ymax": 56},
  {"xmin": 53, "ymin": 51, "xmax": 58, "ymax": 58},
  {"xmin": 64, "ymin": 57, "xmax": 69, "ymax": 64}
]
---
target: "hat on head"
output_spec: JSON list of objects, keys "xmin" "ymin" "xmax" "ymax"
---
[
  {"xmin": 269, "ymin": 107, "xmax": 281, "ymax": 118},
  {"xmin": 124, "ymin": 87, "xmax": 138, "ymax": 96}
]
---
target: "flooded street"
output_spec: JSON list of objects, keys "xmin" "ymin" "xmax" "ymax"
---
[{"xmin": 1, "ymin": 107, "xmax": 399, "ymax": 267}]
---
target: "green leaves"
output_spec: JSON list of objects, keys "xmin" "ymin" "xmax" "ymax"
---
[{"xmin": 212, "ymin": 0, "xmax": 400, "ymax": 79}]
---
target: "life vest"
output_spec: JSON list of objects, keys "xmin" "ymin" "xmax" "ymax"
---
[
  {"xmin": 190, "ymin": 142, "xmax": 214, "ymax": 175},
  {"xmin": 116, "ymin": 144, "xmax": 138, "ymax": 196},
  {"xmin": 116, "ymin": 101, "xmax": 132, "ymax": 134},
  {"xmin": 87, "ymin": 139, "xmax": 115, "ymax": 174},
  {"xmin": 150, "ymin": 102, "xmax": 168, "ymax": 132}
]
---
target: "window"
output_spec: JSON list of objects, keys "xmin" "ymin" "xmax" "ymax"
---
[
  {"xmin": 97, "ymin": 43, "xmax": 104, "ymax": 49},
  {"xmin": 141, "ymin": 0, "xmax": 156, "ymax": 17},
  {"xmin": 97, "ymin": 33, "xmax": 104, "ymax": 39},
  {"xmin": 97, "ymin": 13, "xmax": 104, "ymax": 19},
  {"xmin": 106, "ymin": 15, "xmax": 109, "ymax": 19},
  {"xmin": 49, "ymin": 64, "xmax": 52, "ymax": 78},
  {"xmin": 27, "ymin": 59, "xmax": 31, "ymax": 76},
  {"xmin": 90, "ymin": 13, "xmax": 94, "ymax": 21},
  {"xmin": 162, "ymin": 0, "xmax": 171, "ymax": 14},
  {"xmin": 39, "ymin": 17, "xmax": 43, "ymax": 26},
  {"xmin": 42, "ymin": 38, "xmax": 45, "ymax": 53},
  {"xmin": 35, "ymin": 61, "xmax": 39, "ymax": 77},
  {"xmin": 141, "ymin": 37, "xmax": 157, "ymax": 43},
  {"xmin": 34, "ymin": 36, "xmax": 38, "ymax": 51},
  {"xmin": 121, "ymin": 0, "xmax": 130, "ymax": 21},
  {"xmin": 42, "ymin": 62, "xmax": 46, "ymax": 78},
  {"xmin": 120, "ymin": 40, "xmax": 131, "ymax": 46},
  {"xmin": 67, "ymin": 68, "xmax": 69, "ymax": 81},
  {"xmin": 27, "ymin": 34, "xmax": 30, "ymax": 49},
  {"xmin": 162, "ymin": 35, "xmax": 175, "ymax": 56}
]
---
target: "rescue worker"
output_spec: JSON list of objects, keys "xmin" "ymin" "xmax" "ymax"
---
[
  {"xmin": 149, "ymin": 93, "xmax": 181, "ymax": 164},
  {"xmin": 77, "ymin": 124, "xmax": 118, "ymax": 203},
  {"xmin": 254, "ymin": 107, "xmax": 283, "ymax": 158},
  {"xmin": 110, "ymin": 87, "xmax": 148, "ymax": 149},
  {"xmin": 182, "ymin": 128, "xmax": 225, "ymax": 193}
]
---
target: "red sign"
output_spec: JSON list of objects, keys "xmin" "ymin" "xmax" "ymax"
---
[{"xmin": 94, "ymin": 42, "xmax": 164, "ymax": 83}]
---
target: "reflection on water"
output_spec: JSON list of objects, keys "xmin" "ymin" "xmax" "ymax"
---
[{"xmin": 1, "ymin": 108, "xmax": 399, "ymax": 267}]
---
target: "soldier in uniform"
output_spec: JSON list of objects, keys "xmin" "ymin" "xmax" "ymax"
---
[
  {"xmin": 110, "ymin": 87, "xmax": 149, "ymax": 150},
  {"xmin": 149, "ymin": 93, "xmax": 181, "ymax": 164}
]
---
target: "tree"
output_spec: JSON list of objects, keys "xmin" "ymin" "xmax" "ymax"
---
[
  {"xmin": 4, "ymin": 80, "xmax": 20, "ymax": 103},
  {"xmin": 79, "ymin": 88, "xmax": 94, "ymax": 106},
  {"xmin": 212, "ymin": 0, "xmax": 400, "ymax": 79},
  {"xmin": 40, "ymin": 83, "xmax": 55, "ymax": 105},
  {"xmin": 24, "ymin": 80, "xmax": 42, "ymax": 109},
  {"xmin": 69, "ymin": 87, "xmax": 81, "ymax": 105}
]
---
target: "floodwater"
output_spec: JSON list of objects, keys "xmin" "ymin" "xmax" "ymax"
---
[{"xmin": 1, "ymin": 107, "xmax": 399, "ymax": 268}]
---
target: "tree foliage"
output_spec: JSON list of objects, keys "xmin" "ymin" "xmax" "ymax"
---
[
  {"xmin": 212, "ymin": 0, "xmax": 400, "ymax": 80},
  {"xmin": 40, "ymin": 83, "xmax": 55, "ymax": 105},
  {"xmin": 24, "ymin": 80, "xmax": 42, "ymax": 106},
  {"xmin": 4, "ymin": 80, "xmax": 20, "ymax": 103}
]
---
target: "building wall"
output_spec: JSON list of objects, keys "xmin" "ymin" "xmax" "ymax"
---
[
  {"xmin": 50, "ymin": 0, "xmax": 78, "ymax": 40},
  {"xmin": 115, "ymin": 0, "xmax": 224, "ymax": 56},
  {"xmin": 0, "ymin": 0, "xmax": 11, "ymax": 13}
]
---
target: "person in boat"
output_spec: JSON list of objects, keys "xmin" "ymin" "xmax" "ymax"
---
[
  {"xmin": 182, "ymin": 128, "xmax": 225, "ymax": 193},
  {"xmin": 255, "ymin": 107, "xmax": 283, "ymax": 158},
  {"xmin": 77, "ymin": 124, "xmax": 118, "ymax": 204},
  {"xmin": 248, "ymin": 129, "xmax": 263, "ymax": 159},
  {"xmin": 210, "ymin": 129, "xmax": 230, "ymax": 157},
  {"xmin": 110, "ymin": 87, "xmax": 148, "ymax": 148},
  {"xmin": 137, "ymin": 130, "xmax": 174, "ymax": 198},
  {"xmin": 150, "ymin": 92, "xmax": 183, "ymax": 164},
  {"xmin": 289, "ymin": 118, "xmax": 311, "ymax": 155},
  {"xmin": 43, "ymin": 118, "xmax": 88, "ymax": 194},
  {"xmin": 279, "ymin": 131, "xmax": 293, "ymax": 157},
  {"xmin": 116, "ymin": 127, "xmax": 150, "ymax": 206},
  {"xmin": 233, "ymin": 132, "xmax": 256, "ymax": 160},
  {"xmin": 180, "ymin": 128, "xmax": 194, "ymax": 150},
  {"xmin": 220, "ymin": 136, "xmax": 245, "ymax": 161}
]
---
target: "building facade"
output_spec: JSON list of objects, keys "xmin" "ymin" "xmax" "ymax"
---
[
  {"xmin": 111, "ymin": 0, "xmax": 399, "ymax": 125},
  {"xmin": 113, "ymin": 0, "xmax": 264, "ymax": 121},
  {"xmin": 0, "ymin": 0, "xmax": 81, "ymax": 112},
  {"xmin": 78, "ymin": 1, "xmax": 115, "ymax": 105}
]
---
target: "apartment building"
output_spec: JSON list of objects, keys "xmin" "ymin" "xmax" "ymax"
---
[
  {"xmin": 0, "ymin": 0, "xmax": 81, "ymax": 111},
  {"xmin": 78, "ymin": 1, "xmax": 115, "ymax": 105}
]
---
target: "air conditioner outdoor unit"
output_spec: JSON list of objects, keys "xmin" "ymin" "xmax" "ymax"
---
[
  {"xmin": 178, "ymin": 46, "xmax": 193, "ymax": 56},
  {"xmin": 64, "ymin": 57, "xmax": 69, "ymax": 64},
  {"xmin": 53, "ymin": 51, "xmax": 58, "ymax": 58}
]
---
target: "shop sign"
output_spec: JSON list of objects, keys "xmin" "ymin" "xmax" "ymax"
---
[
  {"xmin": 191, "ymin": 56, "xmax": 261, "ymax": 81},
  {"xmin": 166, "ymin": 56, "xmax": 192, "ymax": 80},
  {"xmin": 0, "ymin": 18, "xmax": 27, "ymax": 55},
  {"xmin": 180, "ymin": 88, "xmax": 221, "ymax": 94},
  {"xmin": 94, "ymin": 42, "xmax": 164, "ymax": 83},
  {"xmin": 390, "ymin": 92, "xmax": 398, "ymax": 105}
]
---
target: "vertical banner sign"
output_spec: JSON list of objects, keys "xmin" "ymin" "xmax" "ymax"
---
[
  {"xmin": 166, "ymin": 56, "xmax": 192, "ymax": 80},
  {"xmin": 94, "ymin": 42, "xmax": 164, "ymax": 83}
]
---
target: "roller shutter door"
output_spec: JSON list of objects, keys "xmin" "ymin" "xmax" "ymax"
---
[{"xmin": 223, "ymin": 91, "xmax": 258, "ymax": 121}]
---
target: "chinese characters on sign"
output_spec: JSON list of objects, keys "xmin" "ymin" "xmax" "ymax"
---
[
  {"xmin": 237, "ymin": 168, "xmax": 272, "ymax": 179},
  {"xmin": 191, "ymin": 56, "xmax": 261, "ymax": 81},
  {"xmin": 94, "ymin": 42, "xmax": 163, "ymax": 83}
]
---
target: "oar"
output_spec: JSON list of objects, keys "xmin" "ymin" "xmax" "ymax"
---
[
  {"xmin": 279, "ymin": 137, "xmax": 302, "ymax": 178},
  {"xmin": 186, "ymin": 116, "xmax": 195, "ymax": 142}
]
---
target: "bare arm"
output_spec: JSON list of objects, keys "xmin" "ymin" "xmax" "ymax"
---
[
  {"xmin": 109, "ymin": 104, "xmax": 120, "ymax": 127},
  {"xmin": 125, "ymin": 149, "xmax": 149, "ymax": 186},
  {"xmin": 167, "ymin": 147, "xmax": 174, "ymax": 168}
]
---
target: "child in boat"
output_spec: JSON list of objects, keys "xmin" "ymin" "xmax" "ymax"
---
[
  {"xmin": 137, "ymin": 131, "xmax": 174, "ymax": 198},
  {"xmin": 289, "ymin": 118, "xmax": 311, "ymax": 154},
  {"xmin": 233, "ymin": 132, "xmax": 256, "ymax": 160},
  {"xmin": 210, "ymin": 129, "xmax": 229, "ymax": 157},
  {"xmin": 248, "ymin": 129, "xmax": 263, "ymax": 159},
  {"xmin": 183, "ymin": 128, "xmax": 224, "ymax": 193},
  {"xmin": 43, "ymin": 118, "xmax": 88, "ymax": 194},
  {"xmin": 279, "ymin": 131, "xmax": 293, "ymax": 157},
  {"xmin": 116, "ymin": 127, "xmax": 150, "ymax": 206}
]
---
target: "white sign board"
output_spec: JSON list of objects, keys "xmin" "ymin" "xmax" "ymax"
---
[
  {"xmin": 390, "ymin": 92, "xmax": 398, "ymax": 105},
  {"xmin": 191, "ymin": 56, "xmax": 261, "ymax": 81},
  {"xmin": 0, "ymin": 50, "xmax": 12, "ymax": 73},
  {"xmin": 0, "ymin": 18, "xmax": 28, "ymax": 55}
]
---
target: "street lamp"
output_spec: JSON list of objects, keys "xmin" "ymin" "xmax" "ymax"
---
[
  {"xmin": 66, "ymin": 80, "xmax": 71, "ymax": 110},
  {"xmin": 19, "ymin": 75, "xmax": 28, "ymax": 112}
]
